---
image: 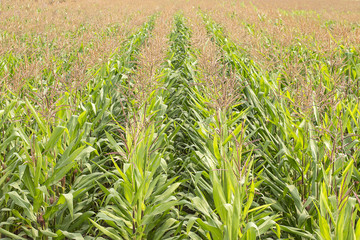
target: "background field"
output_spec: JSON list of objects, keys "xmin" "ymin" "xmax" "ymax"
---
[{"xmin": 1, "ymin": 0, "xmax": 360, "ymax": 239}]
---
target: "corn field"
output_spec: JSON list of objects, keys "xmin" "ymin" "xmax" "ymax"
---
[{"xmin": 1, "ymin": 0, "xmax": 360, "ymax": 239}]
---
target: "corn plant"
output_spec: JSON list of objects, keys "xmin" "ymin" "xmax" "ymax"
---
[{"xmin": 316, "ymin": 160, "xmax": 360, "ymax": 240}]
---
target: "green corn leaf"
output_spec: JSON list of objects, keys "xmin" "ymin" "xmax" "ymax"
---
[
  {"xmin": 40, "ymin": 229, "xmax": 58, "ymax": 237},
  {"xmin": 7, "ymin": 191, "xmax": 36, "ymax": 221},
  {"xmin": 58, "ymin": 193, "xmax": 74, "ymax": 219},
  {"xmin": 68, "ymin": 211, "xmax": 95, "ymax": 232},
  {"xmin": 89, "ymin": 219, "xmax": 122, "ymax": 240},
  {"xmin": 213, "ymin": 135, "xmax": 221, "ymax": 160},
  {"xmin": 34, "ymin": 139, "xmax": 43, "ymax": 187},
  {"xmin": 0, "ymin": 227, "xmax": 27, "ymax": 240},
  {"xmin": 44, "ymin": 126, "xmax": 66, "ymax": 152},
  {"xmin": 25, "ymin": 98, "xmax": 47, "ymax": 133},
  {"xmin": 196, "ymin": 219, "xmax": 222, "ymax": 239},
  {"xmin": 319, "ymin": 215, "xmax": 331, "ymax": 240},
  {"xmin": 222, "ymin": 122, "xmax": 243, "ymax": 146},
  {"xmin": 56, "ymin": 230, "xmax": 84, "ymax": 240},
  {"xmin": 355, "ymin": 218, "xmax": 360, "ymax": 239}
]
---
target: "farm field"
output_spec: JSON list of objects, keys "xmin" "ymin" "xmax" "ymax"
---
[{"xmin": 1, "ymin": 0, "xmax": 360, "ymax": 239}]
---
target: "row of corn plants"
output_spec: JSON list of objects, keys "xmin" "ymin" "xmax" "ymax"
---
[
  {"xmin": 156, "ymin": 13, "xmax": 279, "ymax": 239},
  {"xmin": 88, "ymin": 14, "xmax": 187, "ymax": 240},
  {"xmin": 202, "ymin": 12, "xmax": 360, "ymax": 239},
  {"xmin": 0, "ymin": 15, "xmax": 156, "ymax": 239},
  {"xmin": 155, "ymin": 14, "xmax": 206, "ymax": 238},
  {"xmin": 183, "ymin": 54, "xmax": 280, "ymax": 239}
]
